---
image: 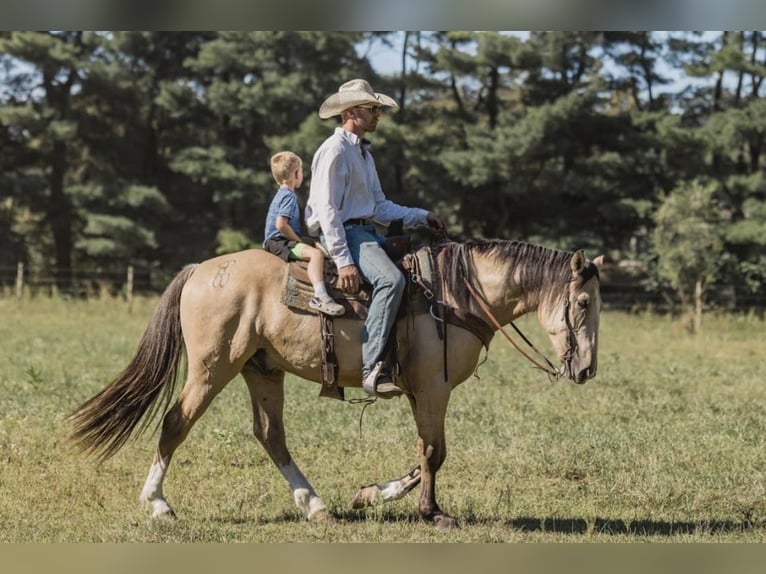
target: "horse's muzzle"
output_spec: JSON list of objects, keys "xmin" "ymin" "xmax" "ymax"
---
[
  {"xmin": 561, "ymin": 363, "xmax": 595, "ymax": 384},
  {"xmin": 574, "ymin": 366, "xmax": 596, "ymax": 384}
]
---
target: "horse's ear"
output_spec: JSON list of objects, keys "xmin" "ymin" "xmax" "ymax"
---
[
  {"xmin": 571, "ymin": 250, "xmax": 586, "ymax": 274},
  {"xmin": 592, "ymin": 255, "xmax": 604, "ymax": 268}
]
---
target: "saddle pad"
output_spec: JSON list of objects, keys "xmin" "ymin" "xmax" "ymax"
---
[{"xmin": 280, "ymin": 261, "xmax": 371, "ymax": 320}]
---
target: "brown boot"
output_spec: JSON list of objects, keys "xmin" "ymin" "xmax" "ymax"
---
[
  {"xmin": 374, "ymin": 371, "xmax": 402, "ymax": 399},
  {"xmin": 362, "ymin": 364, "xmax": 402, "ymax": 399}
]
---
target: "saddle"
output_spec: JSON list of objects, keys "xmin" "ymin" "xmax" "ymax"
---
[{"xmin": 280, "ymin": 238, "xmax": 494, "ymax": 401}]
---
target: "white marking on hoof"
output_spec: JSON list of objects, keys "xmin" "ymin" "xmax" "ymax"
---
[
  {"xmin": 140, "ymin": 456, "xmax": 175, "ymax": 519},
  {"xmin": 378, "ymin": 479, "xmax": 410, "ymax": 502},
  {"xmin": 149, "ymin": 499, "xmax": 177, "ymax": 520},
  {"xmin": 280, "ymin": 461, "xmax": 327, "ymax": 520},
  {"xmin": 294, "ymin": 487, "xmax": 328, "ymax": 520}
]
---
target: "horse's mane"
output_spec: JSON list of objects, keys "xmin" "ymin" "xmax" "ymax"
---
[{"xmin": 439, "ymin": 239, "xmax": 587, "ymax": 307}]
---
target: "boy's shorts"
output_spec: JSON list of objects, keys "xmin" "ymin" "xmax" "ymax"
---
[{"xmin": 264, "ymin": 237, "xmax": 306, "ymax": 261}]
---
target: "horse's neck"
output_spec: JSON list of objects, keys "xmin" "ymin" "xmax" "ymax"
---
[
  {"xmin": 439, "ymin": 240, "xmax": 566, "ymax": 327},
  {"xmin": 468, "ymin": 253, "xmax": 533, "ymax": 324}
]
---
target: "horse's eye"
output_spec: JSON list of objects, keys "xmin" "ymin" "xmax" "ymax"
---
[{"xmin": 576, "ymin": 298, "xmax": 588, "ymax": 310}]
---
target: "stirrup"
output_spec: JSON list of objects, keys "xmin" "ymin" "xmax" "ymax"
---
[
  {"xmin": 362, "ymin": 362, "xmax": 385, "ymax": 396},
  {"xmin": 362, "ymin": 362, "xmax": 401, "ymax": 399}
]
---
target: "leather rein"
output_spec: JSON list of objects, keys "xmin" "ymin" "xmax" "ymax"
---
[{"xmin": 462, "ymin": 278, "xmax": 578, "ymax": 381}]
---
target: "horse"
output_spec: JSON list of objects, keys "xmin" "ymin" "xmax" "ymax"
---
[{"xmin": 67, "ymin": 238, "xmax": 603, "ymax": 531}]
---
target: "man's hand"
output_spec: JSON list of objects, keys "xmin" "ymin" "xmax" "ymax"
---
[
  {"xmin": 337, "ymin": 264, "xmax": 361, "ymax": 294},
  {"xmin": 426, "ymin": 212, "xmax": 447, "ymax": 233}
]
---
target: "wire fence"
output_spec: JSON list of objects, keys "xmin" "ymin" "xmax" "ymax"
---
[
  {"xmin": 0, "ymin": 264, "xmax": 153, "ymax": 301},
  {"xmin": 1, "ymin": 264, "xmax": 765, "ymax": 313},
  {"xmin": 599, "ymin": 281, "xmax": 766, "ymax": 314}
]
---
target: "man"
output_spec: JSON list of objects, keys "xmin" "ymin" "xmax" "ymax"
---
[{"xmin": 306, "ymin": 79, "xmax": 446, "ymax": 399}]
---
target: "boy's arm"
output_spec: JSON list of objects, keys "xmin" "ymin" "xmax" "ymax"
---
[{"xmin": 275, "ymin": 216, "xmax": 303, "ymax": 243}]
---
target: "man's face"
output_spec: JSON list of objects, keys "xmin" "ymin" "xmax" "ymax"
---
[{"xmin": 351, "ymin": 104, "xmax": 382, "ymax": 132}]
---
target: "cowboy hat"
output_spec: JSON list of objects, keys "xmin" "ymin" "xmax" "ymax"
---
[{"xmin": 318, "ymin": 79, "xmax": 399, "ymax": 119}]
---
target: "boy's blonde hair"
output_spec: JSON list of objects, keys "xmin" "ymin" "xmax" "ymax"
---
[{"xmin": 270, "ymin": 151, "xmax": 302, "ymax": 185}]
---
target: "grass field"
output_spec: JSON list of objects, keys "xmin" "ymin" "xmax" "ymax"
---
[{"xmin": 0, "ymin": 296, "xmax": 765, "ymax": 542}]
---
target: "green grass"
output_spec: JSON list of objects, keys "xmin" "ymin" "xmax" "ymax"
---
[{"xmin": 1, "ymin": 296, "xmax": 765, "ymax": 542}]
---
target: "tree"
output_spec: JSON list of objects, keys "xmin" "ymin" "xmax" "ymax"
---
[
  {"xmin": 434, "ymin": 31, "xmax": 658, "ymax": 252},
  {"xmin": 176, "ymin": 31, "xmax": 371, "ymax": 254},
  {"xmin": 651, "ymin": 179, "xmax": 725, "ymax": 332},
  {"xmin": 602, "ymin": 31, "xmax": 672, "ymax": 111},
  {"xmin": 67, "ymin": 32, "xmax": 213, "ymax": 274},
  {"xmin": 667, "ymin": 31, "xmax": 766, "ymax": 309},
  {"xmin": 0, "ymin": 32, "xmax": 87, "ymax": 286},
  {"xmin": 0, "ymin": 30, "xmax": 763, "ymax": 309}
]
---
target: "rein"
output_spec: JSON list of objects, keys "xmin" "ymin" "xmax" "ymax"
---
[{"xmin": 462, "ymin": 278, "xmax": 565, "ymax": 381}]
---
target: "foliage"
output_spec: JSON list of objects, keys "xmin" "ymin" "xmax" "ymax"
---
[
  {"xmin": 1, "ymin": 31, "xmax": 766, "ymax": 307},
  {"xmin": 216, "ymin": 227, "xmax": 256, "ymax": 255},
  {"xmin": 651, "ymin": 179, "xmax": 725, "ymax": 329}
]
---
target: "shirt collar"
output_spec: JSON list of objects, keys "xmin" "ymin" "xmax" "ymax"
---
[{"xmin": 334, "ymin": 127, "xmax": 371, "ymax": 148}]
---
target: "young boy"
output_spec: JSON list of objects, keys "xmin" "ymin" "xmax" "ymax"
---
[{"xmin": 263, "ymin": 151, "xmax": 345, "ymax": 316}]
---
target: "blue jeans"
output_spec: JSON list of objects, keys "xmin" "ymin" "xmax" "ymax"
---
[{"xmin": 321, "ymin": 224, "xmax": 405, "ymax": 375}]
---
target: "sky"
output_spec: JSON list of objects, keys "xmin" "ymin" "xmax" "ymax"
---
[
  {"xmin": 360, "ymin": 31, "xmax": 529, "ymax": 75},
  {"xmin": 359, "ymin": 31, "xmax": 719, "ymax": 97}
]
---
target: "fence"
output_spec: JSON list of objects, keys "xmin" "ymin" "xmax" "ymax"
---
[
  {"xmin": 1, "ymin": 263, "xmax": 765, "ymax": 312},
  {"xmin": 600, "ymin": 281, "xmax": 766, "ymax": 313},
  {"xmin": 0, "ymin": 264, "xmax": 153, "ymax": 301}
]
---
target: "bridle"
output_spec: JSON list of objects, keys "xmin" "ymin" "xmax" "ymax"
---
[
  {"xmin": 560, "ymin": 295, "xmax": 579, "ymax": 380},
  {"xmin": 463, "ymin": 277, "xmax": 580, "ymax": 382}
]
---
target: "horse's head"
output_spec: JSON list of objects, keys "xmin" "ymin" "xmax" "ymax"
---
[{"xmin": 541, "ymin": 250, "xmax": 603, "ymax": 384}]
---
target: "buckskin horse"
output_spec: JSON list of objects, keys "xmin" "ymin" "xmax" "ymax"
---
[{"xmin": 67, "ymin": 239, "xmax": 603, "ymax": 530}]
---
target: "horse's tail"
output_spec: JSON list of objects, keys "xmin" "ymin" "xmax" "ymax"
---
[{"xmin": 67, "ymin": 264, "xmax": 198, "ymax": 463}]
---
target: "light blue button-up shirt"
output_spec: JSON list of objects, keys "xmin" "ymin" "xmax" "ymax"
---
[{"xmin": 306, "ymin": 127, "xmax": 429, "ymax": 268}]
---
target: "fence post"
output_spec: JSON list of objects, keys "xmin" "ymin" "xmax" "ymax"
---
[
  {"xmin": 15, "ymin": 262, "xmax": 24, "ymax": 300},
  {"xmin": 126, "ymin": 265, "xmax": 134, "ymax": 310}
]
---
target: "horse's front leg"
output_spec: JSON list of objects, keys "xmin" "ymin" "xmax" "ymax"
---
[
  {"xmin": 349, "ymin": 392, "xmax": 454, "ymax": 530},
  {"xmin": 416, "ymin": 433, "xmax": 456, "ymax": 530},
  {"xmin": 351, "ymin": 388, "xmax": 458, "ymax": 530},
  {"xmin": 411, "ymin": 386, "xmax": 457, "ymax": 530},
  {"xmin": 241, "ymin": 364, "xmax": 332, "ymax": 522}
]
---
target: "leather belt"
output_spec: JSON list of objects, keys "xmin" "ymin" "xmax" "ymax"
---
[{"xmin": 344, "ymin": 218, "xmax": 372, "ymax": 226}]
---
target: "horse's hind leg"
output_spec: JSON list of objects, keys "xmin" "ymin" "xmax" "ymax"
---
[
  {"xmin": 351, "ymin": 465, "xmax": 421, "ymax": 508},
  {"xmin": 140, "ymin": 359, "xmax": 238, "ymax": 518},
  {"xmin": 241, "ymin": 364, "xmax": 331, "ymax": 522}
]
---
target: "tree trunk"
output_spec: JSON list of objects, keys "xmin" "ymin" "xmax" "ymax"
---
[
  {"xmin": 398, "ymin": 31, "xmax": 409, "ymax": 121},
  {"xmin": 49, "ymin": 139, "xmax": 73, "ymax": 289},
  {"xmin": 640, "ymin": 36, "xmax": 654, "ymax": 108},
  {"xmin": 694, "ymin": 278, "xmax": 703, "ymax": 334},
  {"xmin": 487, "ymin": 66, "xmax": 499, "ymax": 130}
]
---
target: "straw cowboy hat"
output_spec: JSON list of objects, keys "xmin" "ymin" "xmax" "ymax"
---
[{"xmin": 318, "ymin": 79, "xmax": 399, "ymax": 119}]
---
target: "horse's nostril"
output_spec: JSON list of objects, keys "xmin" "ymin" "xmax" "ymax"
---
[{"xmin": 577, "ymin": 367, "xmax": 593, "ymax": 382}]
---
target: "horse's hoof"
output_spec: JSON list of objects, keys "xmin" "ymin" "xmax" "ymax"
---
[
  {"xmin": 151, "ymin": 508, "xmax": 177, "ymax": 520},
  {"xmin": 146, "ymin": 498, "xmax": 177, "ymax": 520},
  {"xmin": 351, "ymin": 485, "xmax": 382, "ymax": 509},
  {"xmin": 433, "ymin": 513, "xmax": 459, "ymax": 532}
]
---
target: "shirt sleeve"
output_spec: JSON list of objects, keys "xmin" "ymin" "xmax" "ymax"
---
[
  {"xmin": 279, "ymin": 192, "xmax": 304, "ymax": 237},
  {"xmin": 276, "ymin": 193, "xmax": 295, "ymax": 218},
  {"xmin": 309, "ymin": 146, "xmax": 354, "ymax": 268}
]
